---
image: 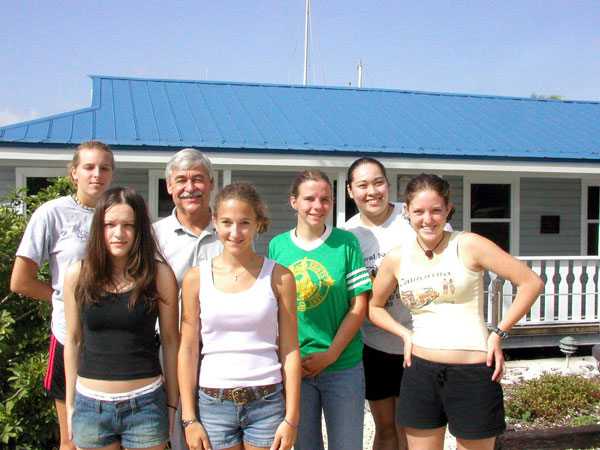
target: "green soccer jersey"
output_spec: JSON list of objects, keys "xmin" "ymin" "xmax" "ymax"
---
[{"xmin": 268, "ymin": 226, "xmax": 372, "ymax": 372}]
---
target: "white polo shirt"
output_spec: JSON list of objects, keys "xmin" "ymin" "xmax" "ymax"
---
[{"xmin": 153, "ymin": 208, "xmax": 223, "ymax": 288}]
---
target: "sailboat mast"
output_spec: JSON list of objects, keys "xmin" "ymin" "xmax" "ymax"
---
[
  {"xmin": 358, "ymin": 60, "xmax": 363, "ymax": 88},
  {"xmin": 303, "ymin": 0, "xmax": 310, "ymax": 85}
]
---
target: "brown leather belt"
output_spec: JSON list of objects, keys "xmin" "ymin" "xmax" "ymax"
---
[{"xmin": 200, "ymin": 384, "xmax": 278, "ymax": 406}]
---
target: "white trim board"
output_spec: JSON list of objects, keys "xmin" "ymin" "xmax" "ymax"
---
[{"xmin": 2, "ymin": 148, "xmax": 600, "ymax": 176}]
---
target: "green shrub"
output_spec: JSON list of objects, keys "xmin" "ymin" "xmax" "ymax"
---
[
  {"xmin": 0, "ymin": 178, "xmax": 74, "ymax": 449},
  {"xmin": 505, "ymin": 373, "xmax": 600, "ymax": 425}
]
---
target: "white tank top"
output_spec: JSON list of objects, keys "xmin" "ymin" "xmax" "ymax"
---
[{"xmin": 198, "ymin": 258, "xmax": 282, "ymax": 388}]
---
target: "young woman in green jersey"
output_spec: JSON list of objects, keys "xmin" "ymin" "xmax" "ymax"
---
[{"xmin": 268, "ymin": 169, "xmax": 372, "ymax": 450}]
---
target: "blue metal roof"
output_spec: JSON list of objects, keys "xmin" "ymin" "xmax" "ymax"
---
[{"xmin": 1, "ymin": 75, "xmax": 598, "ymax": 162}]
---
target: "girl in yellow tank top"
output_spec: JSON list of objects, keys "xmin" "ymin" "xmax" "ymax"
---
[{"xmin": 369, "ymin": 174, "xmax": 543, "ymax": 450}]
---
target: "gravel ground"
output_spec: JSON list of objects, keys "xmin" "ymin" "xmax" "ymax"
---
[{"xmin": 319, "ymin": 355, "xmax": 598, "ymax": 450}]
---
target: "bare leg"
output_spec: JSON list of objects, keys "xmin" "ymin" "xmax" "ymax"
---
[
  {"xmin": 123, "ymin": 444, "xmax": 167, "ymax": 450},
  {"xmin": 405, "ymin": 426, "xmax": 446, "ymax": 450},
  {"xmin": 55, "ymin": 399, "xmax": 76, "ymax": 450},
  {"xmin": 84, "ymin": 444, "xmax": 120, "ymax": 450},
  {"xmin": 456, "ymin": 437, "xmax": 495, "ymax": 450},
  {"xmin": 369, "ymin": 397, "xmax": 407, "ymax": 450},
  {"xmin": 243, "ymin": 444, "xmax": 268, "ymax": 450}
]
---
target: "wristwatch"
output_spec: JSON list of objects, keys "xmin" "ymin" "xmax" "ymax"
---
[
  {"xmin": 488, "ymin": 324, "xmax": 509, "ymax": 340},
  {"xmin": 181, "ymin": 417, "xmax": 199, "ymax": 428}
]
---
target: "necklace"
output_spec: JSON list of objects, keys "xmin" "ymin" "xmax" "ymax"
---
[
  {"xmin": 233, "ymin": 255, "xmax": 258, "ymax": 281},
  {"xmin": 72, "ymin": 195, "xmax": 95, "ymax": 212},
  {"xmin": 416, "ymin": 234, "xmax": 445, "ymax": 260}
]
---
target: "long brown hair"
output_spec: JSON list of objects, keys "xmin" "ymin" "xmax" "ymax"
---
[{"xmin": 75, "ymin": 187, "xmax": 164, "ymax": 310}]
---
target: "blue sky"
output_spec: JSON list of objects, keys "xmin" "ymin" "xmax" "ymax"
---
[{"xmin": 1, "ymin": 0, "xmax": 598, "ymax": 126}]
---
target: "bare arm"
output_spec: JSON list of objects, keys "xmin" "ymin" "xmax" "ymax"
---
[
  {"xmin": 302, "ymin": 290, "xmax": 367, "ymax": 376},
  {"xmin": 271, "ymin": 265, "xmax": 301, "ymax": 450},
  {"xmin": 369, "ymin": 249, "xmax": 413, "ymax": 364},
  {"xmin": 459, "ymin": 232, "xmax": 544, "ymax": 379},
  {"xmin": 63, "ymin": 262, "xmax": 83, "ymax": 440},
  {"xmin": 156, "ymin": 262, "xmax": 180, "ymax": 435},
  {"xmin": 10, "ymin": 256, "xmax": 53, "ymax": 301},
  {"xmin": 178, "ymin": 267, "xmax": 211, "ymax": 450}
]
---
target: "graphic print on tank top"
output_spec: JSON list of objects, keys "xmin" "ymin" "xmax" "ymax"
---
[
  {"xmin": 399, "ymin": 272, "xmax": 456, "ymax": 310},
  {"xmin": 289, "ymin": 257, "xmax": 335, "ymax": 312}
]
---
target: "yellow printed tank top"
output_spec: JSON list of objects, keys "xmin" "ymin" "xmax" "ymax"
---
[{"xmin": 398, "ymin": 231, "xmax": 489, "ymax": 351}]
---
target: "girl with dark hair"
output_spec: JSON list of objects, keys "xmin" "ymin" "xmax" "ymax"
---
[
  {"xmin": 268, "ymin": 169, "xmax": 372, "ymax": 450},
  {"xmin": 344, "ymin": 157, "xmax": 413, "ymax": 450},
  {"xmin": 11, "ymin": 140, "xmax": 115, "ymax": 450},
  {"xmin": 179, "ymin": 183, "xmax": 301, "ymax": 450},
  {"xmin": 345, "ymin": 158, "xmax": 454, "ymax": 450},
  {"xmin": 63, "ymin": 187, "xmax": 179, "ymax": 450},
  {"xmin": 369, "ymin": 174, "xmax": 543, "ymax": 450}
]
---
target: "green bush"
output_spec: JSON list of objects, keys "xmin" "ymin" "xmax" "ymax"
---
[
  {"xmin": 505, "ymin": 373, "xmax": 600, "ymax": 425},
  {"xmin": 0, "ymin": 177, "xmax": 74, "ymax": 449}
]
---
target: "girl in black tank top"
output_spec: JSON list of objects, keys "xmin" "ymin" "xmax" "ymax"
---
[{"xmin": 63, "ymin": 187, "xmax": 180, "ymax": 449}]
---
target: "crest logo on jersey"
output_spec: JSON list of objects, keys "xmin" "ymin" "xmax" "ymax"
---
[{"xmin": 290, "ymin": 257, "xmax": 335, "ymax": 311}]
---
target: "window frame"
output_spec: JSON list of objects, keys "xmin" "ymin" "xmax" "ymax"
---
[
  {"xmin": 463, "ymin": 175, "xmax": 520, "ymax": 255},
  {"xmin": 15, "ymin": 167, "xmax": 69, "ymax": 192},
  {"xmin": 581, "ymin": 179, "xmax": 600, "ymax": 255}
]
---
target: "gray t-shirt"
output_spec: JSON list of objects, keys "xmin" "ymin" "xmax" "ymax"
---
[
  {"xmin": 344, "ymin": 203, "xmax": 414, "ymax": 354},
  {"xmin": 16, "ymin": 196, "xmax": 94, "ymax": 345},
  {"xmin": 153, "ymin": 208, "xmax": 223, "ymax": 288}
]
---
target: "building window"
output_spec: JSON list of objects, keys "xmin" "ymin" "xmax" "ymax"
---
[
  {"xmin": 587, "ymin": 186, "xmax": 599, "ymax": 255},
  {"xmin": 158, "ymin": 179, "xmax": 174, "ymax": 218},
  {"xmin": 16, "ymin": 168, "xmax": 68, "ymax": 195},
  {"xmin": 26, "ymin": 177, "xmax": 54, "ymax": 195},
  {"xmin": 470, "ymin": 183, "xmax": 511, "ymax": 252}
]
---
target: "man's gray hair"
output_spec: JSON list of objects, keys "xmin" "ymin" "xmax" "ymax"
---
[{"xmin": 165, "ymin": 148, "xmax": 214, "ymax": 181}]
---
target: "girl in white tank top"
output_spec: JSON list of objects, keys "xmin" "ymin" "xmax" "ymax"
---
[{"xmin": 179, "ymin": 183, "xmax": 301, "ymax": 450}]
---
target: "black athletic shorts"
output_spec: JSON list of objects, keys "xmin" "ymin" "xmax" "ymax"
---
[
  {"xmin": 396, "ymin": 355, "xmax": 506, "ymax": 440},
  {"xmin": 43, "ymin": 334, "xmax": 66, "ymax": 401},
  {"xmin": 363, "ymin": 343, "xmax": 404, "ymax": 401}
]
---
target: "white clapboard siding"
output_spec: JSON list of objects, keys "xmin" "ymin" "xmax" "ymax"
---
[
  {"xmin": 114, "ymin": 169, "xmax": 149, "ymax": 201},
  {"xmin": 0, "ymin": 166, "xmax": 14, "ymax": 199},
  {"xmin": 520, "ymin": 178, "xmax": 581, "ymax": 256}
]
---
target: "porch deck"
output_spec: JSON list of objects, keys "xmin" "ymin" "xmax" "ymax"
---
[{"xmin": 485, "ymin": 256, "xmax": 600, "ymax": 348}]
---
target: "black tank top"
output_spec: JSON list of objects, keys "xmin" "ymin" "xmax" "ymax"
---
[{"xmin": 78, "ymin": 290, "xmax": 161, "ymax": 380}]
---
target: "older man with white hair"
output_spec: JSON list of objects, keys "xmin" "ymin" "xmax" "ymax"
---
[{"xmin": 153, "ymin": 148, "xmax": 223, "ymax": 450}]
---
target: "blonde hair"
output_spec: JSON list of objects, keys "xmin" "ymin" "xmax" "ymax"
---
[
  {"xmin": 290, "ymin": 169, "xmax": 332, "ymax": 198},
  {"xmin": 68, "ymin": 140, "xmax": 115, "ymax": 186}
]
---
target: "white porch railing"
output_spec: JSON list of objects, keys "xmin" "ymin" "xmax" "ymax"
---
[{"xmin": 485, "ymin": 257, "xmax": 600, "ymax": 327}]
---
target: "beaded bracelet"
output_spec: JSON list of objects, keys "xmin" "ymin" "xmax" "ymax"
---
[{"xmin": 284, "ymin": 418, "xmax": 298, "ymax": 429}]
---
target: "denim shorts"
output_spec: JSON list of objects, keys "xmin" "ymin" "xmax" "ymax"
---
[
  {"xmin": 198, "ymin": 383, "xmax": 285, "ymax": 449},
  {"xmin": 71, "ymin": 385, "xmax": 169, "ymax": 448},
  {"xmin": 396, "ymin": 355, "xmax": 506, "ymax": 440}
]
